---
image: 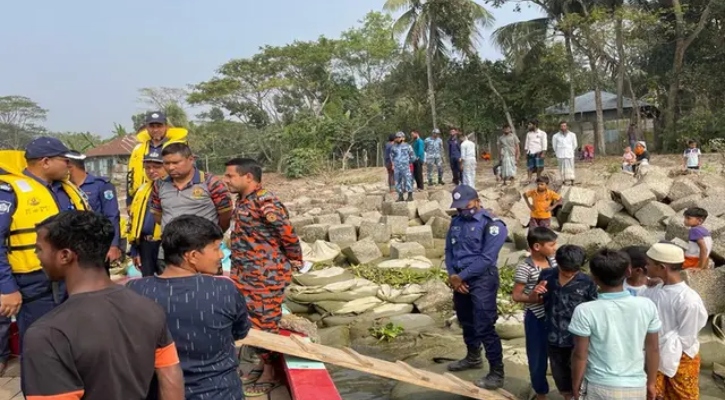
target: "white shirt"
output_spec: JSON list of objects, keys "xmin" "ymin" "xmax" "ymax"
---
[
  {"xmin": 552, "ymin": 131, "xmax": 578, "ymax": 159},
  {"xmin": 525, "ymin": 129, "xmax": 547, "ymax": 155},
  {"xmin": 683, "ymin": 148, "xmax": 701, "ymax": 167},
  {"xmin": 623, "ymin": 281, "xmax": 647, "ymax": 297},
  {"xmin": 641, "ymin": 282, "xmax": 707, "ymax": 377},
  {"xmin": 460, "ymin": 139, "xmax": 476, "ymax": 160}
]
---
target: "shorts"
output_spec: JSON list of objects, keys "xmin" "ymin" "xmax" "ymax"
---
[
  {"xmin": 548, "ymin": 345, "xmax": 573, "ymax": 393},
  {"xmin": 527, "ymin": 154, "xmax": 544, "ymax": 170},
  {"xmin": 529, "ymin": 218, "xmax": 551, "ymax": 228},
  {"xmin": 580, "ymin": 381, "xmax": 646, "ymax": 400},
  {"xmin": 687, "ymin": 166, "xmax": 699, "ymax": 170}
]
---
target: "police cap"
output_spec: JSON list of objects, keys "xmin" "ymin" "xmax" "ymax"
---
[
  {"xmin": 450, "ymin": 185, "xmax": 478, "ymax": 209},
  {"xmin": 24, "ymin": 137, "xmax": 73, "ymax": 160}
]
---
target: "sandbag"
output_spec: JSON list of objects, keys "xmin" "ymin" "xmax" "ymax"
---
[
  {"xmin": 287, "ymin": 278, "xmax": 380, "ymax": 303},
  {"xmin": 376, "ymin": 284, "xmax": 426, "ymax": 304},
  {"xmin": 495, "ymin": 311, "xmax": 525, "ymax": 340},
  {"xmin": 293, "ymin": 266, "xmax": 355, "ymax": 287},
  {"xmin": 376, "ymin": 256, "xmax": 433, "ymax": 270},
  {"xmin": 302, "ymin": 240, "xmax": 342, "ymax": 264},
  {"xmin": 314, "ymin": 296, "xmax": 382, "ymax": 315}
]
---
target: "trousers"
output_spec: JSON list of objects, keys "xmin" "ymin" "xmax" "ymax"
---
[
  {"xmin": 453, "ymin": 268, "xmax": 502, "ymax": 365},
  {"xmin": 412, "ymin": 160, "xmax": 424, "ymax": 189},
  {"xmin": 450, "ymin": 157, "xmax": 461, "ymax": 185},
  {"xmin": 461, "ymin": 158, "xmax": 477, "ymax": 189},
  {"xmin": 138, "ymin": 239, "xmax": 161, "ymax": 277},
  {"xmin": 426, "ymin": 156, "xmax": 443, "ymax": 182},
  {"xmin": 393, "ymin": 165, "xmax": 412, "ymax": 194},
  {"xmin": 525, "ymin": 310, "xmax": 549, "ymax": 394},
  {"xmin": 386, "ymin": 162, "xmax": 395, "ymax": 189}
]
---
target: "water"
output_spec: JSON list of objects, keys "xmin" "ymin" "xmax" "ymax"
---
[{"xmin": 329, "ymin": 367, "xmax": 395, "ymax": 400}]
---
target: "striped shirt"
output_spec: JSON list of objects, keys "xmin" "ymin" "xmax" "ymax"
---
[{"xmin": 514, "ymin": 256, "xmax": 557, "ymax": 319}]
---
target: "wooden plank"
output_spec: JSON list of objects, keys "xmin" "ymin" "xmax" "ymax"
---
[{"xmin": 237, "ymin": 330, "xmax": 517, "ymax": 400}]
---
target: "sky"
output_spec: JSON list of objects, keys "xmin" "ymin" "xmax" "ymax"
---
[{"xmin": 0, "ymin": 1, "xmax": 542, "ymax": 136}]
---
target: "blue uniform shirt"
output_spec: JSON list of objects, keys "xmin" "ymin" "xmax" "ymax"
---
[
  {"xmin": 79, "ymin": 173, "xmax": 120, "ymax": 247},
  {"xmin": 448, "ymin": 137, "xmax": 461, "ymax": 159},
  {"xmin": 384, "ymin": 142, "xmax": 394, "ymax": 165},
  {"xmin": 445, "ymin": 209, "xmax": 507, "ymax": 282},
  {"xmin": 0, "ymin": 170, "xmax": 77, "ymax": 294}
]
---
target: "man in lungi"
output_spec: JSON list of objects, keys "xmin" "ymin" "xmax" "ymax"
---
[
  {"xmin": 552, "ymin": 121, "xmax": 578, "ymax": 186},
  {"xmin": 524, "ymin": 119, "xmax": 547, "ymax": 183},
  {"xmin": 497, "ymin": 124, "xmax": 520, "ymax": 185}
]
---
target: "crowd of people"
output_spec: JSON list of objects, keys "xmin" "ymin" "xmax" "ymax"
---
[{"xmin": 0, "ymin": 111, "xmax": 302, "ymax": 399}]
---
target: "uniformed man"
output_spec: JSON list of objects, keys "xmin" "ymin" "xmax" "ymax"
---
[
  {"xmin": 126, "ymin": 111, "xmax": 188, "ymax": 206},
  {"xmin": 445, "ymin": 185, "xmax": 508, "ymax": 390},
  {"xmin": 390, "ymin": 131, "xmax": 415, "ymax": 202},
  {"xmin": 67, "ymin": 151, "xmax": 122, "ymax": 262},
  {"xmin": 425, "ymin": 128, "xmax": 444, "ymax": 186},
  {"xmin": 127, "ymin": 151, "xmax": 166, "ymax": 276},
  {"xmin": 0, "ymin": 137, "xmax": 89, "ymax": 349},
  {"xmin": 222, "ymin": 157, "xmax": 303, "ymax": 397}
]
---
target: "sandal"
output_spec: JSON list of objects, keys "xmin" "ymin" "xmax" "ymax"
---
[
  {"xmin": 241, "ymin": 368, "xmax": 263, "ymax": 384},
  {"xmin": 244, "ymin": 381, "xmax": 282, "ymax": 397}
]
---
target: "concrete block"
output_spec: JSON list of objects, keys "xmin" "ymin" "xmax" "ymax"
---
[
  {"xmin": 417, "ymin": 201, "xmax": 448, "ymax": 223},
  {"xmin": 299, "ymin": 224, "xmax": 329, "ymax": 243},
  {"xmin": 605, "ymin": 212, "xmax": 641, "ymax": 235},
  {"xmin": 342, "ymin": 238, "xmax": 383, "ymax": 265},
  {"xmin": 336, "ymin": 207, "xmax": 361, "ymax": 220},
  {"xmin": 344, "ymin": 192, "xmax": 365, "ymax": 206},
  {"xmin": 610, "ymin": 225, "xmax": 659, "ymax": 249},
  {"xmin": 568, "ymin": 206, "xmax": 598, "ymax": 227},
  {"xmin": 638, "ymin": 173, "xmax": 673, "ymax": 201},
  {"xmin": 668, "ymin": 177, "xmax": 702, "ymax": 201},
  {"xmin": 564, "ymin": 187, "xmax": 597, "ymax": 207},
  {"xmin": 314, "ymin": 214, "xmax": 342, "ymax": 225},
  {"xmin": 390, "ymin": 242, "xmax": 427, "ymax": 259},
  {"xmin": 383, "ymin": 215, "xmax": 409, "ymax": 236},
  {"xmin": 327, "ymin": 224, "xmax": 357, "ymax": 246},
  {"xmin": 429, "ymin": 217, "xmax": 451, "ymax": 239},
  {"xmin": 568, "ymin": 228, "xmax": 612, "ymax": 258},
  {"xmin": 665, "ymin": 211, "xmax": 725, "ymax": 241},
  {"xmin": 343, "ymin": 215, "xmax": 363, "ymax": 229},
  {"xmin": 429, "ymin": 190, "xmax": 453, "ymax": 209},
  {"xmin": 362, "ymin": 194, "xmax": 384, "ymax": 211},
  {"xmin": 635, "ymin": 202, "xmax": 676, "ymax": 227},
  {"xmin": 405, "ymin": 225, "xmax": 435, "ymax": 248},
  {"xmin": 358, "ymin": 220, "xmax": 391, "ymax": 243},
  {"xmin": 596, "ymin": 199, "xmax": 623, "ymax": 228},
  {"xmin": 360, "ymin": 211, "xmax": 382, "ymax": 223},
  {"xmin": 620, "ymin": 186, "xmax": 656, "ymax": 215},
  {"xmin": 695, "ymin": 196, "xmax": 725, "ymax": 218},
  {"xmin": 561, "ymin": 223, "xmax": 589, "ymax": 234},
  {"xmin": 388, "ymin": 202, "xmax": 410, "ymax": 217},
  {"xmin": 290, "ymin": 216, "xmax": 315, "ymax": 232},
  {"xmin": 670, "ymin": 193, "xmax": 703, "ymax": 212},
  {"xmin": 682, "ymin": 268, "xmax": 725, "ymax": 315}
]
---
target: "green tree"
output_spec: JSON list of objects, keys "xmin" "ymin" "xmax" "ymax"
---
[
  {"xmin": 0, "ymin": 95, "xmax": 48, "ymax": 149},
  {"xmin": 383, "ymin": 0, "xmax": 494, "ymax": 130}
]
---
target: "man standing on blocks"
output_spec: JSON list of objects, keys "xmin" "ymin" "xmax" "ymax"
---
[
  {"xmin": 425, "ymin": 128, "xmax": 445, "ymax": 186},
  {"xmin": 551, "ymin": 121, "xmax": 578, "ymax": 186},
  {"xmin": 390, "ymin": 131, "xmax": 415, "ymax": 202}
]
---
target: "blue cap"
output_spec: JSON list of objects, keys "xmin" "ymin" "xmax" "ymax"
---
[
  {"xmin": 145, "ymin": 111, "xmax": 167, "ymax": 124},
  {"xmin": 143, "ymin": 148, "xmax": 163, "ymax": 163},
  {"xmin": 450, "ymin": 185, "xmax": 479, "ymax": 208},
  {"xmin": 24, "ymin": 137, "xmax": 72, "ymax": 159}
]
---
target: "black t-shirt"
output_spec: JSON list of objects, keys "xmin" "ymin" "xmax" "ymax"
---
[
  {"xmin": 636, "ymin": 150, "xmax": 650, "ymax": 162},
  {"xmin": 22, "ymin": 285, "xmax": 179, "ymax": 400}
]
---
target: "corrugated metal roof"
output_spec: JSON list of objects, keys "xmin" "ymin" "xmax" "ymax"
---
[
  {"xmin": 85, "ymin": 135, "xmax": 138, "ymax": 157},
  {"xmin": 545, "ymin": 91, "xmax": 652, "ymax": 115}
]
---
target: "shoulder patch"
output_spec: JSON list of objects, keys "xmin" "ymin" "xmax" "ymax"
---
[
  {"xmin": 488, "ymin": 225, "xmax": 501, "ymax": 237},
  {"xmin": 265, "ymin": 213, "xmax": 278, "ymax": 223},
  {"xmin": 0, "ymin": 200, "xmax": 12, "ymax": 214},
  {"xmin": 104, "ymin": 190, "xmax": 114, "ymax": 200},
  {"xmin": 0, "ymin": 183, "xmax": 12, "ymax": 192}
]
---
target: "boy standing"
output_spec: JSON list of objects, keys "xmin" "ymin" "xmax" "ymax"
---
[
  {"xmin": 529, "ymin": 245, "xmax": 597, "ymax": 400},
  {"xmin": 683, "ymin": 207, "xmax": 712, "ymax": 269},
  {"xmin": 524, "ymin": 119, "xmax": 547, "ymax": 183},
  {"xmin": 682, "ymin": 140, "xmax": 701, "ymax": 172},
  {"xmin": 512, "ymin": 227, "xmax": 558, "ymax": 400},
  {"xmin": 621, "ymin": 245, "xmax": 649, "ymax": 296},
  {"xmin": 569, "ymin": 249, "xmax": 661, "ymax": 400},
  {"xmin": 523, "ymin": 176, "xmax": 563, "ymax": 228},
  {"xmin": 642, "ymin": 243, "xmax": 708, "ymax": 400}
]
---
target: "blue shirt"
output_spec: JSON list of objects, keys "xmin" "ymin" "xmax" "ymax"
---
[
  {"xmin": 538, "ymin": 268, "xmax": 598, "ymax": 347},
  {"xmin": 127, "ymin": 275, "xmax": 250, "ymax": 400},
  {"xmin": 445, "ymin": 209, "xmax": 507, "ymax": 282},
  {"xmin": 384, "ymin": 142, "xmax": 394, "ymax": 165},
  {"xmin": 0, "ymin": 170, "xmax": 77, "ymax": 294},
  {"xmin": 568, "ymin": 291, "xmax": 661, "ymax": 387},
  {"xmin": 78, "ymin": 173, "xmax": 120, "ymax": 247},
  {"xmin": 412, "ymin": 137, "xmax": 425, "ymax": 160},
  {"xmin": 448, "ymin": 137, "xmax": 461, "ymax": 159}
]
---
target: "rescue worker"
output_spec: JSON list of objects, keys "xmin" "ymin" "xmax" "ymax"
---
[
  {"xmin": 448, "ymin": 128, "xmax": 462, "ymax": 185},
  {"xmin": 460, "ymin": 133, "xmax": 477, "ymax": 189},
  {"xmin": 445, "ymin": 185, "xmax": 508, "ymax": 390},
  {"xmin": 390, "ymin": 131, "xmax": 415, "ymax": 202},
  {"xmin": 66, "ymin": 151, "xmax": 122, "ymax": 262},
  {"xmin": 127, "ymin": 151, "xmax": 166, "ymax": 276},
  {"xmin": 0, "ymin": 137, "xmax": 89, "ymax": 349},
  {"xmin": 425, "ymin": 128, "xmax": 444, "ymax": 186},
  {"xmin": 126, "ymin": 111, "xmax": 188, "ymax": 206},
  {"xmin": 222, "ymin": 157, "xmax": 303, "ymax": 397}
]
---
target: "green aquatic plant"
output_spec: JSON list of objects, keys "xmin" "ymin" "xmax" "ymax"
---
[{"xmin": 369, "ymin": 323, "xmax": 405, "ymax": 343}]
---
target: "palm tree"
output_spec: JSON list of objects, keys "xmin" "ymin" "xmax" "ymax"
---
[
  {"xmin": 383, "ymin": 0, "xmax": 494, "ymax": 129},
  {"xmin": 491, "ymin": 0, "xmax": 581, "ymax": 123}
]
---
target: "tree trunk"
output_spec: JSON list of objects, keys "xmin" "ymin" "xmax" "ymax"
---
[
  {"xmin": 564, "ymin": 33, "xmax": 576, "ymax": 123},
  {"xmin": 484, "ymin": 71, "xmax": 516, "ymax": 136},
  {"xmin": 587, "ymin": 52, "xmax": 606, "ymax": 154},
  {"xmin": 626, "ymin": 76, "xmax": 642, "ymax": 128},
  {"xmin": 615, "ymin": 13, "xmax": 625, "ymax": 120},
  {"xmin": 426, "ymin": 24, "xmax": 438, "ymax": 130}
]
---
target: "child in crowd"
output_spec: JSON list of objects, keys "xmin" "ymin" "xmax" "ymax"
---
[
  {"xmin": 633, "ymin": 141, "xmax": 650, "ymax": 174},
  {"xmin": 582, "ymin": 144, "xmax": 594, "ymax": 162},
  {"xmin": 682, "ymin": 140, "xmax": 701, "ymax": 172},
  {"xmin": 622, "ymin": 245, "xmax": 649, "ymax": 296},
  {"xmin": 622, "ymin": 146, "xmax": 635, "ymax": 173},
  {"xmin": 683, "ymin": 207, "xmax": 712, "ymax": 269},
  {"xmin": 523, "ymin": 176, "xmax": 563, "ymax": 229},
  {"xmin": 569, "ymin": 249, "xmax": 661, "ymax": 400},
  {"xmin": 512, "ymin": 227, "xmax": 558, "ymax": 400},
  {"xmin": 530, "ymin": 245, "xmax": 598, "ymax": 400},
  {"xmin": 642, "ymin": 242, "xmax": 708, "ymax": 400}
]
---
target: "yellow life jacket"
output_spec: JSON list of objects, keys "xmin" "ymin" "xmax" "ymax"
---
[
  {"xmin": 126, "ymin": 181, "xmax": 161, "ymax": 243},
  {"xmin": 0, "ymin": 150, "xmax": 27, "ymax": 174},
  {"xmin": 127, "ymin": 127, "xmax": 188, "ymax": 200},
  {"xmin": 0, "ymin": 171, "xmax": 90, "ymax": 274}
]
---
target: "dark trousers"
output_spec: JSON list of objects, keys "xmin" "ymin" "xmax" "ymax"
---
[
  {"xmin": 0, "ymin": 316, "xmax": 10, "ymax": 363},
  {"xmin": 412, "ymin": 160, "xmax": 424, "ymax": 190},
  {"xmin": 525, "ymin": 310, "xmax": 549, "ymax": 395},
  {"xmin": 452, "ymin": 268, "xmax": 502, "ymax": 366},
  {"xmin": 386, "ymin": 162, "xmax": 395, "ymax": 189},
  {"xmin": 138, "ymin": 240, "xmax": 161, "ymax": 277},
  {"xmin": 450, "ymin": 157, "xmax": 461, "ymax": 185}
]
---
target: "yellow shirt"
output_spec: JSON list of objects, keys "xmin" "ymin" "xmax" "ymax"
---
[{"xmin": 525, "ymin": 189, "xmax": 561, "ymax": 219}]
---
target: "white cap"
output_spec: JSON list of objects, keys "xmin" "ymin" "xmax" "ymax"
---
[{"xmin": 647, "ymin": 242, "xmax": 685, "ymax": 264}]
